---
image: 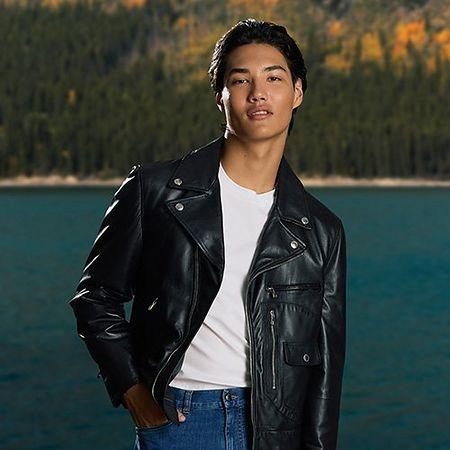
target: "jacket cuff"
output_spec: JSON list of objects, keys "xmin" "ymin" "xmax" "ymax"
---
[{"xmin": 98, "ymin": 369, "xmax": 141, "ymax": 408}]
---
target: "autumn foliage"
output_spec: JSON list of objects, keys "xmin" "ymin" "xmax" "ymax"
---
[{"xmin": 0, "ymin": 0, "xmax": 449, "ymax": 179}]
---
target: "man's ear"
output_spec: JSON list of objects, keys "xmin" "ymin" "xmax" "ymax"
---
[
  {"xmin": 216, "ymin": 92, "xmax": 223, "ymax": 113},
  {"xmin": 293, "ymin": 78, "xmax": 303, "ymax": 110}
]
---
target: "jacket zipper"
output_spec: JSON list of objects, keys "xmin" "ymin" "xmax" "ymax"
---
[
  {"xmin": 152, "ymin": 246, "xmax": 200, "ymax": 410},
  {"xmin": 269, "ymin": 309, "xmax": 276, "ymax": 390},
  {"xmin": 266, "ymin": 282, "xmax": 321, "ymax": 298},
  {"xmin": 244, "ymin": 245, "xmax": 306, "ymax": 450},
  {"xmin": 155, "ymin": 228, "xmax": 306, "ymax": 448}
]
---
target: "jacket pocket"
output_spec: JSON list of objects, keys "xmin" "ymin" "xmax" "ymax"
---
[
  {"xmin": 281, "ymin": 341, "xmax": 322, "ymax": 415},
  {"xmin": 265, "ymin": 282, "xmax": 322, "ymax": 298},
  {"xmin": 283, "ymin": 341, "xmax": 322, "ymax": 366},
  {"xmin": 265, "ymin": 282, "xmax": 323, "ymax": 317},
  {"xmin": 261, "ymin": 300, "xmax": 322, "ymax": 422}
]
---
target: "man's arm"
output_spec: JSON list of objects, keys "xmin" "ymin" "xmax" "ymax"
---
[
  {"xmin": 301, "ymin": 219, "xmax": 347, "ymax": 449},
  {"xmin": 68, "ymin": 164, "xmax": 143, "ymax": 408}
]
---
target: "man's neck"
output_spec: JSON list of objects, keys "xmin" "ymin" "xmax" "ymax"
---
[{"xmin": 219, "ymin": 132, "xmax": 287, "ymax": 194}]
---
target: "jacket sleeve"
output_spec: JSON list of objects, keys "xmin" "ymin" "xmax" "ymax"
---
[
  {"xmin": 68, "ymin": 164, "xmax": 143, "ymax": 408},
  {"xmin": 301, "ymin": 219, "xmax": 347, "ymax": 449}
]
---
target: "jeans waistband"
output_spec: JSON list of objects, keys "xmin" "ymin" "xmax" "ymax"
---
[{"xmin": 166, "ymin": 385, "xmax": 251, "ymax": 414}]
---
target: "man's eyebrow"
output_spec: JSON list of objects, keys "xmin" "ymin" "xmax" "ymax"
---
[{"xmin": 227, "ymin": 65, "xmax": 288, "ymax": 76}]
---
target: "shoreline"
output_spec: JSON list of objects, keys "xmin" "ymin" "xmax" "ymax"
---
[{"xmin": 0, "ymin": 174, "xmax": 450, "ymax": 187}]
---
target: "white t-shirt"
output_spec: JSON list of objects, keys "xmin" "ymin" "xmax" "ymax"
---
[{"xmin": 169, "ymin": 160, "xmax": 275, "ymax": 389}]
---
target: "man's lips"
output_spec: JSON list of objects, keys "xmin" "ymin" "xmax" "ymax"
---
[{"xmin": 247, "ymin": 106, "xmax": 273, "ymax": 119}]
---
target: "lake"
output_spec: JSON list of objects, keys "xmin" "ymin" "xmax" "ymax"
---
[{"xmin": 0, "ymin": 186, "xmax": 449, "ymax": 449}]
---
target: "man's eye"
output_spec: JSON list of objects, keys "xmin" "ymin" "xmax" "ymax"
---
[{"xmin": 231, "ymin": 77, "xmax": 281, "ymax": 84}]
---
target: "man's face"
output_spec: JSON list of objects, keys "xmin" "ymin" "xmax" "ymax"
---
[{"xmin": 216, "ymin": 43, "xmax": 303, "ymax": 141}]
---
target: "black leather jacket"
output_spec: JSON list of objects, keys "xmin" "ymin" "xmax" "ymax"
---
[{"xmin": 69, "ymin": 134, "xmax": 347, "ymax": 450}]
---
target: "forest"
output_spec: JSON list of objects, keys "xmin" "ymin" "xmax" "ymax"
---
[{"xmin": 0, "ymin": 0, "xmax": 449, "ymax": 179}]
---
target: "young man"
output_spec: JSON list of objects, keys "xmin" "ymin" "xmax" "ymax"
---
[{"xmin": 69, "ymin": 18, "xmax": 347, "ymax": 450}]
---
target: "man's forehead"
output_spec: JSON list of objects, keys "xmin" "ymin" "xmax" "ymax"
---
[
  {"xmin": 224, "ymin": 44, "xmax": 290, "ymax": 79},
  {"xmin": 227, "ymin": 64, "xmax": 288, "ymax": 76}
]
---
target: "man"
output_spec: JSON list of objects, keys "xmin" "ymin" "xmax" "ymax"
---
[{"xmin": 69, "ymin": 18, "xmax": 347, "ymax": 450}]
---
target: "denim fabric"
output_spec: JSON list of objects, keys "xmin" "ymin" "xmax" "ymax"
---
[{"xmin": 133, "ymin": 385, "xmax": 253, "ymax": 450}]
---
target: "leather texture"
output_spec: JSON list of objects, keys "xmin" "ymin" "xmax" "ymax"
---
[{"xmin": 69, "ymin": 134, "xmax": 347, "ymax": 450}]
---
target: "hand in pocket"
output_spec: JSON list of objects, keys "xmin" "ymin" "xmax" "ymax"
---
[{"xmin": 123, "ymin": 382, "xmax": 186, "ymax": 427}]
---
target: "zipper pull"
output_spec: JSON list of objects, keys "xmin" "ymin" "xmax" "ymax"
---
[
  {"xmin": 270, "ymin": 309, "xmax": 275, "ymax": 324},
  {"xmin": 266, "ymin": 286, "xmax": 278, "ymax": 298}
]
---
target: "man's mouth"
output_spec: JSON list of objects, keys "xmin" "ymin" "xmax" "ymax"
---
[
  {"xmin": 247, "ymin": 110, "xmax": 273, "ymax": 120},
  {"xmin": 247, "ymin": 105, "xmax": 273, "ymax": 120}
]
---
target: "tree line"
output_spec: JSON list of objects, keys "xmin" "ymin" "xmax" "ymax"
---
[{"xmin": 0, "ymin": 0, "xmax": 449, "ymax": 179}]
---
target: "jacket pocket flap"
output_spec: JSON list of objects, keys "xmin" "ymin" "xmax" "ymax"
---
[{"xmin": 283, "ymin": 341, "xmax": 321, "ymax": 366}]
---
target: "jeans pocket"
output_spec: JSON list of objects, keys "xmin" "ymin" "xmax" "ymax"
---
[{"xmin": 135, "ymin": 419, "xmax": 174, "ymax": 433}]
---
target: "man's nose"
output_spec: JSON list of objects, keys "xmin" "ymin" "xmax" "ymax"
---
[{"xmin": 248, "ymin": 80, "xmax": 267, "ymax": 101}]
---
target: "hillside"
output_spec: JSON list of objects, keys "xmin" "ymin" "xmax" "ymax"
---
[{"xmin": 0, "ymin": 0, "xmax": 449, "ymax": 179}]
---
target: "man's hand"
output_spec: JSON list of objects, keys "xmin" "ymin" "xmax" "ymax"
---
[{"xmin": 123, "ymin": 382, "xmax": 186, "ymax": 427}]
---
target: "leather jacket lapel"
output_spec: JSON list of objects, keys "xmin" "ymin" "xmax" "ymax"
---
[{"xmin": 165, "ymin": 134, "xmax": 313, "ymax": 275}]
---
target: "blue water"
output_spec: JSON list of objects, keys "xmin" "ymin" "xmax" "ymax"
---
[{"xmin": 0, "ymin": 186, "xmax": 449, "ymax": 449}]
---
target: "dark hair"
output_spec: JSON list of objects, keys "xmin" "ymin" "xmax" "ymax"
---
[{"xmin": 208, "ymin": 18, "xmax": 307, "ymax": 137}]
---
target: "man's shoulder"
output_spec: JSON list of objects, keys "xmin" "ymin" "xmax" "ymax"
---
[
  {"xmin": 131, "ymin": 153, "xmax": 191, "ymax": 211},
  {"xmin": 303, "ymin": 188, "xmax": 344, "ymax": 240},
  {"xmin": 139, "ymin": 157, "xmax": 182, "ymax": 185},
  {"xmin": 136, "ymin": 137, "xmax": 217, "ymax": 191}
]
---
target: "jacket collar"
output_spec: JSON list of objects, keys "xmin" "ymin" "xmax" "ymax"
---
[
  {"xmin": 165, "ymin": 134, "xmax": 312, "ymax": 275},
  {"xmin": 167, "ymin": 134, "xmax": 312, "ymax": 230}
]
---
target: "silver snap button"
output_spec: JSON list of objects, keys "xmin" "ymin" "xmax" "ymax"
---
[
  {"xmin": 290, "ymin": 240, "xmax": 298, "ymax": 249},
  {"xmin": 174, "ymin": 178, "xmax": 182, "ymax": 185},
  {"xmin": 175, "ymin": 202, "xmax": 184, "ymax": 211},
  {"xmin": 301, "ymin": 216, "xmax": 309, "ymax": 225},
  {"xmin": 303, "ymin": 353, "xmax": 310, "ymax": 362}
]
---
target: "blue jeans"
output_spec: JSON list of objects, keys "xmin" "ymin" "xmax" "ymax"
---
[{"xmin": 133, "ymin": 385, "xmax": 253, "ymax": 450}]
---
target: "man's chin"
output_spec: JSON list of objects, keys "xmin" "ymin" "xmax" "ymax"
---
[
  {"xmin": 240, "ymin": 127, "xmax": 286, "ymax": 142},
  {"xmin": 225, "ymin": 122, "xmax": 287, "ymax": 141}
]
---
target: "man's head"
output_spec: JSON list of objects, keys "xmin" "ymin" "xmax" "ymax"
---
[{"xmin": 208, "ymin": 18, "xmax": 307, "ymax": 140}]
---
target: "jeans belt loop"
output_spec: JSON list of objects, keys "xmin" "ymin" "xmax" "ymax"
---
[{"xmin": 181, "ymin": 389, "xmax": 193, "ymax": 414}]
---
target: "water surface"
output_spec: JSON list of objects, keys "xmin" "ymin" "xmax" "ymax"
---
[{"xmin": 1, "ymin": 186, "xmax": 449, "ymax": 449}]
